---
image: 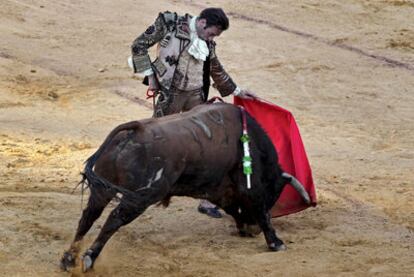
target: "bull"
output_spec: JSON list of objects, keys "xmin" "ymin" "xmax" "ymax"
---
[{"xmin": 60, "ymin": 102, "xmax": 311, "ymax": 272}]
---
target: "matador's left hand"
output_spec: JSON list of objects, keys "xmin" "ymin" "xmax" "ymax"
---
[{"xmin": 238, "ymin": 89, "xmax": 258, "ymax": 100}]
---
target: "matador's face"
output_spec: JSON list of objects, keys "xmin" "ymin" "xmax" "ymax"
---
[{"xmin": 196, "ymin": 18, "xmax": 223, "ymax": 42}]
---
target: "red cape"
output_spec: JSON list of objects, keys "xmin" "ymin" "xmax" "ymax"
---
[{"xmin": 234, "ymin": 97, "xmax": 317, "ymax": 217}]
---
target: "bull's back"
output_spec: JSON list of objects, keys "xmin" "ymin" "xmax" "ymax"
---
[
  {"xmin": 150, "ymin": 103, "xmax": 242, "ymax": 164},
  {"xmin": 93, "ymin": 103, "xmax": 243, "ymax": 187},
  {"xmin": 171, "ymin": 103, "xmax": 244, "ymax": 185}
]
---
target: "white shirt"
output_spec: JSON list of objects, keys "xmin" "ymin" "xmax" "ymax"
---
[{"xmin": 187, "ymin": 16, "xmax": 209, "ymax": 61}]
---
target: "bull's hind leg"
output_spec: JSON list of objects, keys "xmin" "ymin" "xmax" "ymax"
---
[
  {"xmin": 81, "ymin": 191, "xmax": 165, "ymax": 272},
  {"xmin": 255, "ymin": 210, "xmax": 286, "ymax": 251},
  {"xmin": 60, "ymin": 188, "xmax": 115, "ymax": 271}
]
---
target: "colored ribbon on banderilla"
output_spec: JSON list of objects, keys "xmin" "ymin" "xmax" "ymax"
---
[{"xmin": 240, "ymin": 107, "xmax": 252, "ymax": 189}]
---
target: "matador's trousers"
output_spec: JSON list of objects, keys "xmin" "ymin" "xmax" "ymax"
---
[{"xmin": 153, "ymin": 87, "xmax": 204, "ymax": 118}]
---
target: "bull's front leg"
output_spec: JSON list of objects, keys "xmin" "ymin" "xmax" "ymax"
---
[
  {"xmin": 222, "ymin": 204, "xmax": 245, "ymax": 232},
  {"xmin": 255, "ymin": 210, "xmax": 286, "ymax": 251},
  {"xmin": 222, "ymin": 204, "xmax": 262, "ymax": 237}
]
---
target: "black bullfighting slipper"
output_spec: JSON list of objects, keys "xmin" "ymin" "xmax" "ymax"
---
[{"xmin": 197, "ymin": 205, "xmax": 223, "ymax": 218}]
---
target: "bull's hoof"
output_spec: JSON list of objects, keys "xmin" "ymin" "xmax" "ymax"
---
[
  {"xmin": 268, "ymin": 242, "xmax": 287, "ymax": 252},
  {"xmin": 60, "ymin": 251, "xmax": 76, "ymax": 271},
  {"xmin": 82, "ymin": 250, "xmax": 94, "ymax": 272}
]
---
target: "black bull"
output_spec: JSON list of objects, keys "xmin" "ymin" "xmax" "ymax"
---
[{"xmin": 61, "ymin": 103, "xmax": 311, "ymax": 272}]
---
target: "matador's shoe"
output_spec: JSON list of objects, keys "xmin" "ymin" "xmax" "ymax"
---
[{"xmin": 197, "ymin": 205, "xmax": 223, "ymax": 218}]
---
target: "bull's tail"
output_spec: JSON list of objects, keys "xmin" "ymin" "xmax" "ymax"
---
[
  {"xmin": 282, "ymin": 172, "xmax": 311, "ymax": 205},
  {"xmin": 80, "ymin": 121, "xmax": 144, "ymax": 194}
]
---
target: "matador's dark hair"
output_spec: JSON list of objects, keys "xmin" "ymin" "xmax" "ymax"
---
[{"xmin": 199, "ymin": 8, "xmax": 229, "ymax": 31}]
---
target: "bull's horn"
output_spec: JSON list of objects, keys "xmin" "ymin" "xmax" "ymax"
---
[{"xmin": 282, "ymin": 172, "xmax": 311, "ymax": 205}]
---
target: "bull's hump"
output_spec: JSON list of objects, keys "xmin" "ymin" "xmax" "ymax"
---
[{"xmin": 189, "ymin": 116, "xmax": 212, "ymax": 139}]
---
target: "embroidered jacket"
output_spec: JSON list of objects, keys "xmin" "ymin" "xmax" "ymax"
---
[{"xmin": 131, "ymin": 11, "xmax": 237, "ymax": 99}]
